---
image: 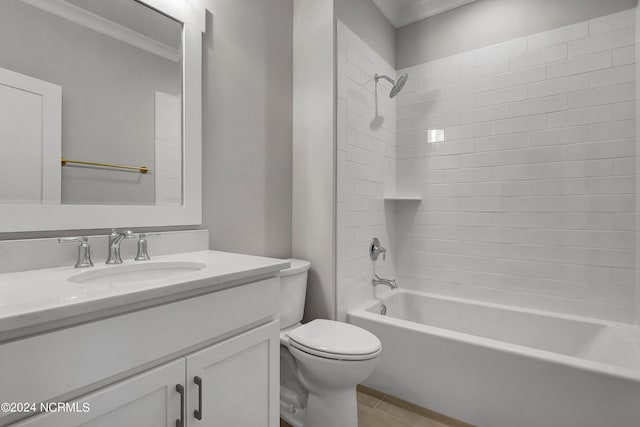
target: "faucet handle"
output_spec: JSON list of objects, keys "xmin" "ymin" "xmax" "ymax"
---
[
  {"xmin": 134, "ymin": 233, "xmax": 159, "ymax": 261},
  {"xmin": 58, "ymin": 236, "xmax": 94, "ymax": 268}
]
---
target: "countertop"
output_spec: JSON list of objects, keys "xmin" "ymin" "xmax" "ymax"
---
[{"xmin": 0, "ymin": 250, "xmax": 289, "ymax": 341}]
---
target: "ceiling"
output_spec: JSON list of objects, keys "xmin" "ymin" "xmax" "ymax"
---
[{"xmin": 371, "ymin": 0, "xmax": 479, "ymax": 28}]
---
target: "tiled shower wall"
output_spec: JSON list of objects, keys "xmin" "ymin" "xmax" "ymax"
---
[
  {"xmin": 395, "ymin": 9, "xmax": 637, "ymax": 323},
  {"xmin": 336, "ymin": 21, "xmax": 397, "ymax": 321}
]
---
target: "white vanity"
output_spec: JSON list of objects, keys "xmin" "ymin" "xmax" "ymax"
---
[{"xmin": 0, "ymin": 250, "xmax": 288, "ymax": 427}]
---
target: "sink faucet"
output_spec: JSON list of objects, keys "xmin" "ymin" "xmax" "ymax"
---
[
  {"xmin": 372, "ymin": 274, "xmax": 398, "ymax": 289},
  {"xmin": 106, "ymin": 229, "xmax": 135, "ymax": 264}
]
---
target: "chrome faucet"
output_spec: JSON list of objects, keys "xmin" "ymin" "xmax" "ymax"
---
[
  {"xmin": 372, "ymin": 274, "xmax": 398, "ymax": 289},
  {"xmin": 106, "ymin": 229, "xmax": 135, "ymax": 264}
]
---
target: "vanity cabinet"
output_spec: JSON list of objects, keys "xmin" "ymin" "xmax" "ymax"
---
[
  {"xmin": 13, "ymin": 359, "xmax": 185, "ymax": 427},
  {"xmin": 1, "ymin": 276, "xmax": 281, "ymax": 427},
  {"xmin": 13, "ymin": 322, "xmax": 279, "ymax": 427},
  {"xmin": 185, "ymin": 321, "xmax": 279, "ymax": 426}
]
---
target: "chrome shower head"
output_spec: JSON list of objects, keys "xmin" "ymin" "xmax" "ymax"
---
[{"xmin": 374, "ymin": 72, "xmax": 409, "ymax": 98}]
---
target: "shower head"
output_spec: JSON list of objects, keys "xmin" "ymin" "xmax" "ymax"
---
[{"xmin": 374, "ymin": 72, "xmax": 409, "ymax": 98}]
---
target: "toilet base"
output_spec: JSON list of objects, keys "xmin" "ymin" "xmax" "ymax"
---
[
  {"xmin": 280, "ymin": 400, "xmax": 305, "ymax": 427},
  {"xmin": 304, "ymin": 387, "xmax": 358, "ymax": 427}
]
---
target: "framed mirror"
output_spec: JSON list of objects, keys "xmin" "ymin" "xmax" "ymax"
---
[{"xmin": 0, "ymin": 0, "xmax": 204, "ymax": 232}]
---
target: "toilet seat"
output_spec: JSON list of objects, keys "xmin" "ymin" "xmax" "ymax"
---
[{"xmin": 287, "ymin": 319, "xmax": 382, "ymax": 361}]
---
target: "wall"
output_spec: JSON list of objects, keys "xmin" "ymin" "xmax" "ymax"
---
[
  {"xmin": 336, "ymin": 21, "xmax": 397, "ymax": 320},
  {"xmin": 0, "ymin": 0, "xmax": 180, "ymax": 205},
  {"xmin": 335, "ymin": 0, "xmax": 395, "ymax": 67},
  {"xmin": 202, "ymin": 0, "xmax": 293, "ymax": 259},
  {"xmin": 636, "ymin": 5, "xmax": 640, "ymax": 327},
  {"xmin": 292, "ymin": 0, "xmax": 336, "ymax": 321},
  {"xmin": 395, "ymin": 9, "xmax": 637, "ymax": 323},
  {"xmin": 397, "ymin": 0, "xmax": 638, "ymax": 69}
]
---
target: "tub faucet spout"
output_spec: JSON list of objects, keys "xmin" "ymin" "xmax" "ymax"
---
[{"xmin": 372, "ymin": 274, "xmax": 398, "ymax": 289}]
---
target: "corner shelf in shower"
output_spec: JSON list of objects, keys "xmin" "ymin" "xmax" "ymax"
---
[{"xmin": 383, "ymin": 195, "xmax": 422, "ymax": 201}]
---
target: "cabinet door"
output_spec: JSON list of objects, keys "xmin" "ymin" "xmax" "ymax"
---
[
  {"xmin": 13, "ymin": 359, "xmax": 185, "ymax": 427},
  {"xmin": 185, "ymin": 320, "xmax": 279, "ymax": 427}
]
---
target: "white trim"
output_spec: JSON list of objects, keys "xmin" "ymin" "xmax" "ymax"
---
[
  {"xmin": 21, "ymin": 0, "xmax": 181, "ymax": 62},
  {"xmin": 0, "ymin": 1, "xmax": 204, "ymax": 232}
]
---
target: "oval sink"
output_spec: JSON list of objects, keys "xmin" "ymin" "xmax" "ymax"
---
[{"xmin": 68, "ymin": 261, "xmax": 206, "ymax": 285}]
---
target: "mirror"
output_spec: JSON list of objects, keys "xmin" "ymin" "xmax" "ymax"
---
[
  {"xmin": 0, "ymin": 0, "xmax": 204, "ymax": 232},
  {"xmin": 0, "ymin": 0, "xmax": 183, "ymax": 206}
]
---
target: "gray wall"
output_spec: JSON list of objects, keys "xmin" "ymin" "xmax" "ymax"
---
[
  {"xmin": 0, "ymin": 0, "xmax": 180, "ymax": 205},
  {"xmin": 335, "ymin": 0, "xmax": 395, "ymax": 66},
  {"xmin": 292, "ymin": 0, "xmax": 336, "ymax": 321},
  {"xmin": 397, "ymin": 0, "xmax": 638, "ymax": 69},
  {"xmin": 202, "ymin": 0, "xmax": 293, "ymax": 259}
]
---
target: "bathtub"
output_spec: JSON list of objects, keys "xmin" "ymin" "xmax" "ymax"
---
[{"xmin": 347, "ymin": 289, "xmax": 640, "ymax": 427}]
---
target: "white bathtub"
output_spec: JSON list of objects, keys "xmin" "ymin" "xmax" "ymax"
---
[{"xmin": 347, "ymin": 290, "xmax": 640, "ymax": 427}]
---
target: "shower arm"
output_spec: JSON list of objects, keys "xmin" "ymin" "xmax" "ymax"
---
[{"xmin": 374, "ymin": 73, "xmax": 395, "ymax": 85}]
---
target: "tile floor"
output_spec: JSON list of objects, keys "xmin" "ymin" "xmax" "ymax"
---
[{"xmin": 280, "ymin": 385, "xmax": 474, "ymax": 427}]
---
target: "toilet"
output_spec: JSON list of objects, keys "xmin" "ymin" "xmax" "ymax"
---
[{"xmin": 279, "ymin": 259, "xmax": 382, "ymax": 427}]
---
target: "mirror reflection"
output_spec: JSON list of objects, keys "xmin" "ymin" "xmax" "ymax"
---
[{"xmin": 0, "ymin": 0, "xmax": 183, "ymax": 206}]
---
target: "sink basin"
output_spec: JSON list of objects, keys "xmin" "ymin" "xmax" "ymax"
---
[{"xmin": 68, "ymin": 261, "xmax": 206, "ymax": 285}]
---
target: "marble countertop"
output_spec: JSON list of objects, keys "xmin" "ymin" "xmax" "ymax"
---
[{"xmin": 0, "ymin": 250, "xmax": 289, "ymax": 341}]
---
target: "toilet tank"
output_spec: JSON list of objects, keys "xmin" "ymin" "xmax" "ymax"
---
[{"xmin": 279, "ymin": 259, "xmax": 311, "ymax": 329}]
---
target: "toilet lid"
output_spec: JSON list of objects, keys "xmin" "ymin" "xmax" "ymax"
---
[{"xmin": 288, "ymin": 319, "xmax": 381, "ymax": 360}]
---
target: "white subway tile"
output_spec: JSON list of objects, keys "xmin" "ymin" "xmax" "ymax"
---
[
  {"xmin": 613, "ymin": 213, "xmax": 635, "ymax": 230},
  {"xmin": 460, "ymin": 151, "xmax": 510, "ymax": 168},
  {"xmin": 567, "ymin": 139, "xmax": 634, "ymax": 160},
  {"xmin": 528, "ymin": 179, "xmax": 589, "ymax": 196},
  {"xmin": 589, "ymin": 64, "xmax": 635, "ymax": 88},
  {"xmin": 459, "ymin": 104, "xmax": 510, "ymax": 124},
  {"xmin": 445, "ymin": 167, "xmax": 492, "ymax": 183},
  {"xmin": 430, "ymin": 51, "xmax": 476, "ymax": 74},
  {"xmin": 445, "ymin": 122, "xmax": 492, "ymax": 140},
  {"xmin": 613, "ymin": 157, "xmax": 635, "ymax": 175},
  {"xmin": 590, "ymin": 120, "xmax": 635, "ymax": 141},
  {"xmin": 508, "ymin": 146, "xmax": 567, "ymax": 165},
  {"xmin": 528, "ymin": 22, "xmax": 589, "ymax": 50},
  {"xmin": 548, "ymin": 51, "xmax": 612, "ymax": 79},
  {"xmin": 509, "ymin": 94, "xmax": 567, "ymax": 117},
  {"xmin": 474, "ymin": 38, "xmax": 528, "ymax": 63},
  {"xmin": 569, "ymin": 27, "xmax": 635, "ymax": 57},
  {"xmin": 477, "ymin": 85, "xmax": 528, "ymax": 107},
  {"xmin": 509, "ymin": 44, "xmax": 567, "ymax": 71},
  {"xmin": 569, "ymin": 82, "xmax": 635, "ymax": 109},
  {"xmin": 529, "ymin": 126, "xmax": 589, "ymax": 147},
  {"xmin": 420, "ymin": 112, "xmax": 461, "ymax": 130},
  {"xmin": 476, "ymin": 133, "xmax": 529, "ymax": 152},
  {"xmin": 590, "ymin": 176, "xmax": 635, "ymax": 194},
  {"xmin": 548, "ymin": 105, "xmax": 613, "ymax": 128},
  {"xmin": 493, "ymin": 114, "xmax": 548, "ymax": 134},
  {"xmin": 491, "ymin": 163, "xmax": 549, "ymax": 181},
  {"xmin": 527, "ymin": 74, "xmax": 590, "ymax": 98},
  {"xmin": 546, "ymin": 160, "xmax": 613, "ymax": 178},
  {"xmin": 589, "ymin": 9, "xmax": 636, "ymax": 36},
  {"xmin": 426, "ymin": 155, "xmax": 461, "ymax": 170},
  {"xmin": 460, "ymin": 58, "xmax": 509, "ymax": 81},
  {"xmin": 612, "ymin": 45, "xmax": 635, "ymax": 66},
  {"xmin": 425, "ymin": 139, "xmax": 476, "ymax": 156},
  {"xmin": 567, "ymin": 195, "xmax": 635, "ymax": 213},
  {"xmin": 490, "ymin": 66, "xmax": 548, "ymax": 89},
  {"xmin": 613, "ymin": 101, "xmax": 636, "ymax": 121}
]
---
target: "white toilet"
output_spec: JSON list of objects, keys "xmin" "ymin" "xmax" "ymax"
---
[{"xmin": 279, "ymin": 259, "xmax": 382, "ymax": 427}]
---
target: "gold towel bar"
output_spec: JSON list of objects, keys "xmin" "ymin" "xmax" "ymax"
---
[{"xmin": 61, "ymin": 157, "xmax": 150, "ymax": 174}]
